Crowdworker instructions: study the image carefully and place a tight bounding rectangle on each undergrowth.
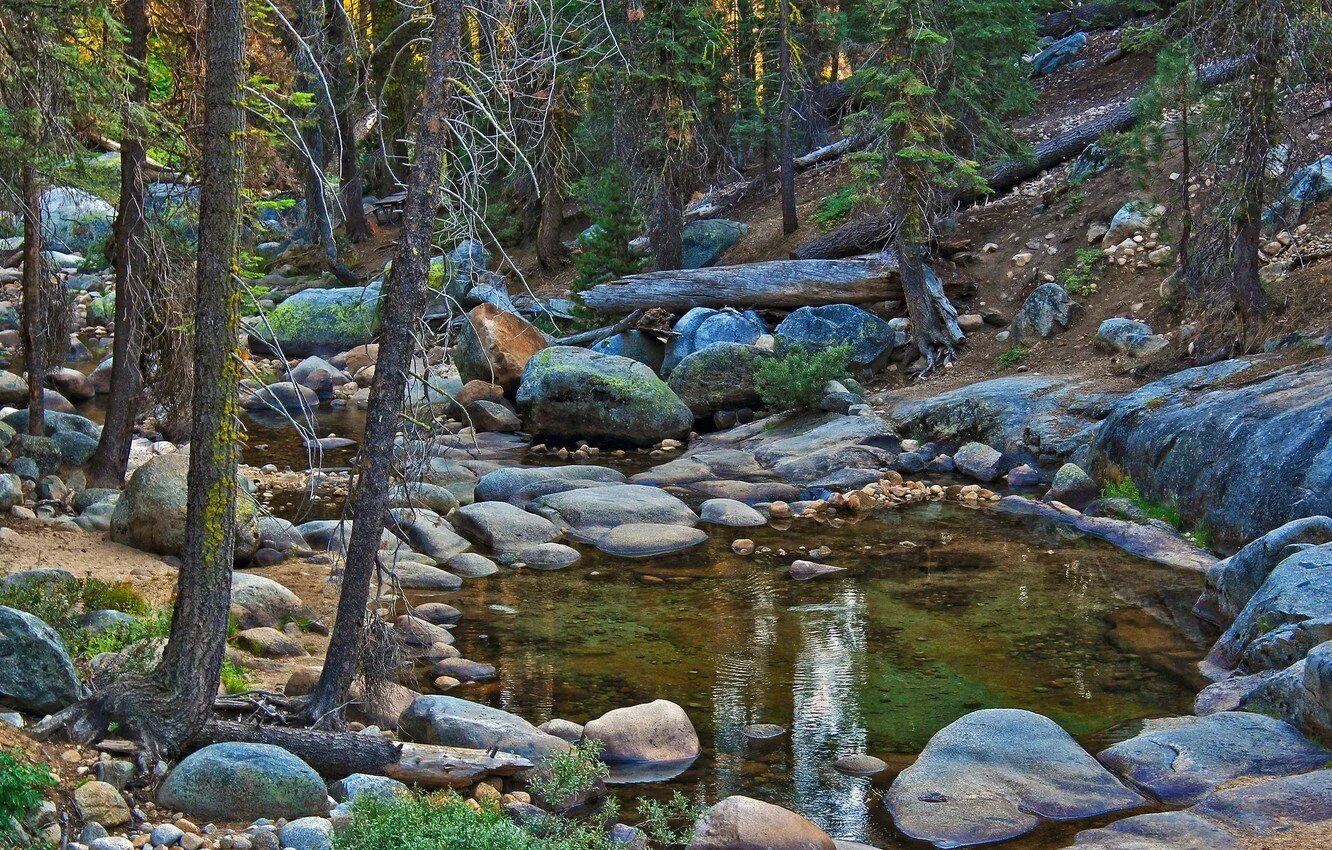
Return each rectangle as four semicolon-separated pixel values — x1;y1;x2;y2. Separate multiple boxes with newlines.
755;344;851;411
1101;476;1182;527
0;748;56;847
0;573;170;667
997;346;1028;369
529;742;609;812
1057;247;1105;297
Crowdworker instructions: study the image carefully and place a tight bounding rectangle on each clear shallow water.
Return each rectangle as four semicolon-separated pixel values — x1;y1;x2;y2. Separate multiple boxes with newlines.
403;504;1209;847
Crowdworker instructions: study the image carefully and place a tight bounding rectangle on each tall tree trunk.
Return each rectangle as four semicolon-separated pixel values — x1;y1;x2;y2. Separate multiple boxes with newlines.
652;167;685;271
895;232;961;375
1229;37;1277;325
302;0;461;730
35;0;247;758
778;0;797;235
338;115;371;242
89;0;150;487
536;167;565;270
327;0;371;243
22;165;45;437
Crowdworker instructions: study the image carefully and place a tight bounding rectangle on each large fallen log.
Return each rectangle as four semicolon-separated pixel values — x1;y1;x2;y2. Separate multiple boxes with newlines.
194;720;533;788
683;135;870;222
793;58;1246;260
579;256;912;313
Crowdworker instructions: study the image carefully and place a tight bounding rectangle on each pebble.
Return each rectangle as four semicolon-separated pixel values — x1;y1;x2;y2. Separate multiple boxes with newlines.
731;539;755;555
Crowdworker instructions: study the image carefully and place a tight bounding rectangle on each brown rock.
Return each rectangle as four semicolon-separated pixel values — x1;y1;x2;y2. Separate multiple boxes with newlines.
453;303;548;393
457;380;505;406
234;626;307;658
688;796;834;850
73;780;131;827
341;343;379;374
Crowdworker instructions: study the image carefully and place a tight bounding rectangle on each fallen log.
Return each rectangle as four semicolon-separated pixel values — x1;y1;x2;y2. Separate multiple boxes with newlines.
794;58;1246;260
579;256;912;313
683;135;868;222
552;309;645;346
194;720;533;788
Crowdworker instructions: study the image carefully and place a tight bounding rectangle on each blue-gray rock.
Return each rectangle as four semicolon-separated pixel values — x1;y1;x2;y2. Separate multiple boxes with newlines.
1096;318;1168;357
75;609;137;635
699;498;766;527
1103;201;1157;247
158;743;327;822
0;605;84;713
12;434;62;476
39;186;115;254
1066;811;1241;849
451;501;561;556
1265;154;1332;228
667;343;770;418
386;561;463;591
662;308;766;375
2;409;102;441
595;523;708;558
517;347;693;448
697;411;900;485
1069;143;1113;184
240;381;318;413
474;465;626;504
775;304;903;370
953;442;1004;482
250;282;383;357
0;473;21;511
279;817;333;850
1189;768;1332;838
514;542;581;570
591;331;666;372
1097;712;1331;805
385;508;471;561
1011;283;1078;342
1090;353;1332;548
52;429;98;466
885;709;1144;848
398;695;567;761
287;356;351;399
681;219;747;270
1049;463;1098;509
149;824;184;846
329;773;408;803
530;484;698;538
231;571;305;630
1030;32;1087;77
1195;516;1332;626
444;552;500;577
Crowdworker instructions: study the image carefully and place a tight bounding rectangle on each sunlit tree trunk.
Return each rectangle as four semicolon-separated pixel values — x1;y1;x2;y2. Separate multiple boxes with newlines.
22;165;45;437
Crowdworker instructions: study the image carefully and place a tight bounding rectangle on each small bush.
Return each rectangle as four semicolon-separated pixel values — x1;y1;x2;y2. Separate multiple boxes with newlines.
636;791;706;847
528;741;610;812
63;609;172;667
1058;247;1105;297
811;186;857;231
997;346;1028;369
755;344;852;412
336;792;610;850
221;659;251;695
79;579;150;617
0;748;56;847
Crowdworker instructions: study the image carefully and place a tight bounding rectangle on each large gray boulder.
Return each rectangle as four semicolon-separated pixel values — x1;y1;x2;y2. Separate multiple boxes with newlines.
398;695;570;761
40;186;115;253
885;709;1144;848
0;605;84;713
662;307;766;375
1097;712;1331;805
583;699;700;766
1188;768;1332;839
451;501;561;556
591;331;666;372
681;219;747;270
1194;516;1332;626
385;508;471;561
1030;31;1087;77
688;796;834;850
952;442;1003;482
109;451;260;561
1096;318;1168;358
474;465;626;505
517;347;693;448
250;282;383;357
775;304;904;370
530;484;698;538
1091;353;1332;548
667;343;770;418
1265;154;1332;228
595;523;709;558
240;381;318;413
157;743;327;822
1011;283;1078;342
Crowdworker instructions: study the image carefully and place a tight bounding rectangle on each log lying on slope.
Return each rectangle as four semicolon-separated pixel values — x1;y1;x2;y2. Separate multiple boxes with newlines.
580;256;913;313
195;720;533;788
793;58;1246;261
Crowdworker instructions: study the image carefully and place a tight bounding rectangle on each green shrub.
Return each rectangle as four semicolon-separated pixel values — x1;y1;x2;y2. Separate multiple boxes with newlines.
635;791;707;847
997;346;1028;369
811;186;857;231
1058;247;1105;297
63;609;172;667
221;659;251;695
755;344;852;411
1101;476;1181;527
529;741;610;813
336;792;608;850
0;749;56;847
571;166;643;299
79;579;150;617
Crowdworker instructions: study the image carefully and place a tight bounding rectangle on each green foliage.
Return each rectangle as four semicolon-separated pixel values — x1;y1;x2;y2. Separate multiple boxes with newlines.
1189;520;1215;551
635;791;706;847
336;792;608;850
62;610;172;668
0;749;56;847
79;579;150;617
1057;248;1105;297
812;186;859;231
997;346;1028;369
1101;476;1182;527
221;659;251;695
755;344;852;411
529;741;609;812
571;167;643;298
0;572;168;665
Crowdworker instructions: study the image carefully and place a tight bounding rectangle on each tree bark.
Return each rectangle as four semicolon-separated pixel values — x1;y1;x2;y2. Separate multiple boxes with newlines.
327;0;371;243
652;167;685;271
303;0;461;730
89;0;150;487
21;165;45;437
895;236;962;374
778;0;797;235
580;256;937;312
793;58;1247;260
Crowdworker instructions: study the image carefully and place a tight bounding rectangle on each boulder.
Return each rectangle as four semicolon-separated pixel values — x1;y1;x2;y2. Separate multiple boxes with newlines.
952;442;1004;482
386;481;461;514
73;781;130;827
1011;283;1078;342
699;498;767;527
385;561;463;591
662;307;766;375
517;347;692;448
1096;318;1168;358
40;186;115;253
775;304;904;370
452;501;561;556
530;484;698;538
591;331;666;372
0;606;84;714
1194;516;1332;627
681;219;747;270
667;343;770;418
1030;31;1087;77
474;465;626;504
1097;712;1331;805
251;282;383;357
594;523;709;558
1049;463;1098;509
1265;154;1332;228
385;508;471;561
329;774;408;804
885;709;1144;848
230;572;305;630
157;743;328;822
1103;201;1158;248
584;699;700;767
465;399;522;433
1188;768;1332;839
287;356;350;399
240;381;318;412
1090;354;1332;548
514;542;581;570
444;552;499;577
109;451;260;561
279;817;333;850
688;796;834;850
397;695;571;761
1066;811;1241;849
46;367;96;402
453;303;548;393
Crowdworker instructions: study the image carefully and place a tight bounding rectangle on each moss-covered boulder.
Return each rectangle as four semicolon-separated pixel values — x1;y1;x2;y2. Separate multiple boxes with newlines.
157;743;327;822
110;450;260;561
667;342;770;418
517;347;692;448
250;281;382;357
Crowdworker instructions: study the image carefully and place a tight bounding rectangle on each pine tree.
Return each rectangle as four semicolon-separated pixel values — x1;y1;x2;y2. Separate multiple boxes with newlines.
571;166;644;298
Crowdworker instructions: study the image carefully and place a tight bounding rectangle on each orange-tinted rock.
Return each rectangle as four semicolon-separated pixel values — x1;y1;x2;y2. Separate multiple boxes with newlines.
453;304;548;393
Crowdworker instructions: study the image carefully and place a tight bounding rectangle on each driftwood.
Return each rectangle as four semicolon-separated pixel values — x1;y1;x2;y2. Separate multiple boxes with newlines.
793;58;1246;260
194;720;533;788
579;256;914;313
552;309;645;346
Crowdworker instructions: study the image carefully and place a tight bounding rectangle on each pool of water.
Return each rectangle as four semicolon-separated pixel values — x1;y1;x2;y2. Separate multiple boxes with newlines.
399;504;1208;847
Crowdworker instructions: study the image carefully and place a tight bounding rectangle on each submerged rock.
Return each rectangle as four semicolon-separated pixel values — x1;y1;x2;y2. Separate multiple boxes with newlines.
1066;811;1241;849
885;709;1144;848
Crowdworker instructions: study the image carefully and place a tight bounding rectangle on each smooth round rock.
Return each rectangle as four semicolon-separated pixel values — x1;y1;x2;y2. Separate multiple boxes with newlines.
157;743;327;822
834;753;888;777
741;724;786;741
515;542;581;570
595;523;708;558
699;498;767;528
